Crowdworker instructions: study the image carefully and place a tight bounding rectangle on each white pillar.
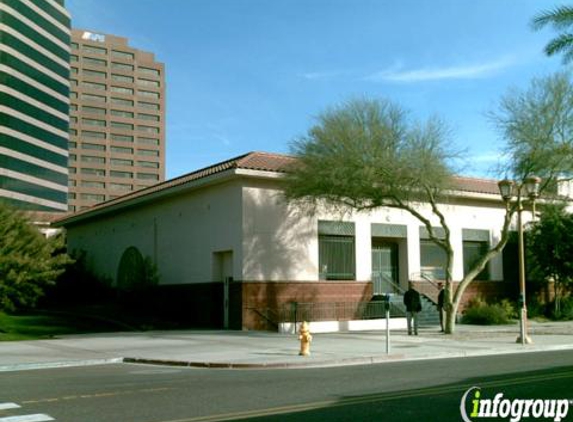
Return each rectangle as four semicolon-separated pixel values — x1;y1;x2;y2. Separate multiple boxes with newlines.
355;220;371;281
451;226;464;281
407;224;420;284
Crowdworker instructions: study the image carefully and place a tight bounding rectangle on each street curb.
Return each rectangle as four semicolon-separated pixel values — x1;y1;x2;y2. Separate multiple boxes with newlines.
122;344;573;370
122;355;407;369
0;358;124;373
3;344;573;373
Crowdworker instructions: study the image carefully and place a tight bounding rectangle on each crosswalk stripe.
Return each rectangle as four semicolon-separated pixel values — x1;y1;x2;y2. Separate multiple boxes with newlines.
0;404;20;410
0;415;54;422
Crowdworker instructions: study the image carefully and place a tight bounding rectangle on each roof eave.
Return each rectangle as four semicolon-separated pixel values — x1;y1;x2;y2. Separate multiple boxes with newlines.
54;168;238;227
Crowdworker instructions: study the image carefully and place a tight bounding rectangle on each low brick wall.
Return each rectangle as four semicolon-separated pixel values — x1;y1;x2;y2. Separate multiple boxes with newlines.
241;281;372;331
411;280;518;313
149;280;521;330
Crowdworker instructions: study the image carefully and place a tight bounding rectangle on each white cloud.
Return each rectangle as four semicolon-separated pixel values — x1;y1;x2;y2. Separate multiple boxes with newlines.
471;153;504;163
300;70;345;80
365;57;515;83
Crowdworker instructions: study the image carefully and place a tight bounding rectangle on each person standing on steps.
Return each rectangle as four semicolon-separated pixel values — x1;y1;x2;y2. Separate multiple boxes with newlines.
437;282;445;332
404;282;422;335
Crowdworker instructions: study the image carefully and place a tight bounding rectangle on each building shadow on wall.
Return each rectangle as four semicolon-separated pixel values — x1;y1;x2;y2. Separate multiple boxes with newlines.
241;189;317;329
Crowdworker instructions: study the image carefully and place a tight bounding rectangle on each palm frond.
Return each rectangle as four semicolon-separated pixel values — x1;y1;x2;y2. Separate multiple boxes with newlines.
532;5;573;31
544;33;573;61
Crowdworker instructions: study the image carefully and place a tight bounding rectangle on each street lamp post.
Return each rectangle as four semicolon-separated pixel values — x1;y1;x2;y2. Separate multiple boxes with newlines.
498;176;541;345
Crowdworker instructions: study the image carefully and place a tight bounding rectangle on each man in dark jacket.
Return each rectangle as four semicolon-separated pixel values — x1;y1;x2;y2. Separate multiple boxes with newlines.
437;282;445;332
403;282;422;335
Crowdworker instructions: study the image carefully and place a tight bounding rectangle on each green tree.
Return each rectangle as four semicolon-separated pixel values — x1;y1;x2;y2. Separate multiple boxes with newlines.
0;203;71;312
491;72;573;188
491;72;573;317
532;5;573;63
527;204;573;317
284;98;515;334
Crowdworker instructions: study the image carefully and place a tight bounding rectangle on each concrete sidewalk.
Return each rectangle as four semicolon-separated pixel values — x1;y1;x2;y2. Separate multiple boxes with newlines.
1;321;573;372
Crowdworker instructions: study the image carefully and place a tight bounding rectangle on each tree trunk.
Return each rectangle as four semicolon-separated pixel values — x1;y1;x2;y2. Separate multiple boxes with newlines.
445;304;456;334
444;249;456;334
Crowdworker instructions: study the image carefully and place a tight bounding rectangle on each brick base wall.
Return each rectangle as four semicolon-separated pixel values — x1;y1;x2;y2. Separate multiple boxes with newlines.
149;280;521;330
411;280;518;314
241;281;373;330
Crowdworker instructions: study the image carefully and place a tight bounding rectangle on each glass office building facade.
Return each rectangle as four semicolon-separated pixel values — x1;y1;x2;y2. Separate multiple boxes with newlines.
0;0;71;212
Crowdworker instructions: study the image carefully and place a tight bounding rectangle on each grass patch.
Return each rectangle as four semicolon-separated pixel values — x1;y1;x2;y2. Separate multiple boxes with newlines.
0;310;128;341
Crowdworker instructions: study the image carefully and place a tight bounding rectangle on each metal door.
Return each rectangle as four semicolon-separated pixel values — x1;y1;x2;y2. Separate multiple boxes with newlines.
372;241;399;293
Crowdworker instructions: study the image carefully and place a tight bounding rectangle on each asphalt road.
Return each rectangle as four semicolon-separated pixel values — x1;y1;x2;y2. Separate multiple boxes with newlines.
2;350;573;422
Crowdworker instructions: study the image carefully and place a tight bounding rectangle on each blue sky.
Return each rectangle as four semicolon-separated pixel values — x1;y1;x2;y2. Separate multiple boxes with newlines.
67;0;563;179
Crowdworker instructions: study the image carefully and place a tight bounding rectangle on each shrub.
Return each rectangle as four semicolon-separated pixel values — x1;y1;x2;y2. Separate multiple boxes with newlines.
42;249;114;306
0;204;72;312
547;295;573;320
461;296;514;325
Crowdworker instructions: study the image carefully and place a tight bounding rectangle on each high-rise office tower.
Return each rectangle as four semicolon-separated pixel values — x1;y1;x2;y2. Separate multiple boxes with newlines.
0;0;71;212
69;29;165;211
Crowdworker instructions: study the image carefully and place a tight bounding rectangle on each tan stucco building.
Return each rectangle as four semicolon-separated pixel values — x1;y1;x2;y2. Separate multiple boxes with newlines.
56;151;536;330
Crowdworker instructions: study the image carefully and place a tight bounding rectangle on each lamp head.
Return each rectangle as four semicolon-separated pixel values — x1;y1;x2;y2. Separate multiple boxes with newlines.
524;175;541;200
497;179;514;202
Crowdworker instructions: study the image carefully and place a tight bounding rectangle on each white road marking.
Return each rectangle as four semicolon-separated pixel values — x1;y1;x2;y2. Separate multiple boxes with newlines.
0;414;54;422
0;404;20;410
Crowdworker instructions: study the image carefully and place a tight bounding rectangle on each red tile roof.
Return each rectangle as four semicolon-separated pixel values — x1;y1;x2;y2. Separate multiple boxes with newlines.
55;151;501;225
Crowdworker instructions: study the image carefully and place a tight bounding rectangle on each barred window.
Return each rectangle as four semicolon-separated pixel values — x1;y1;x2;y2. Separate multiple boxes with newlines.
319;235;356;280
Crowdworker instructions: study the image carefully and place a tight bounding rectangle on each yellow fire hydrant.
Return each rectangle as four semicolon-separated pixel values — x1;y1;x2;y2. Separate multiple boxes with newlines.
298;321;312;356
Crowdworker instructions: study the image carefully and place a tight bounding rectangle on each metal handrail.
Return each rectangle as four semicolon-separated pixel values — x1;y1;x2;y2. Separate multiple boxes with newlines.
372;272;405;295
410;272;442;291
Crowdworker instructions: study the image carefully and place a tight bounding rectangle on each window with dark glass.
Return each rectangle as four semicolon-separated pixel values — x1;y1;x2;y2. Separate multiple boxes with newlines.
318;221;356;280
462;229;491;280
420;240;447;280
